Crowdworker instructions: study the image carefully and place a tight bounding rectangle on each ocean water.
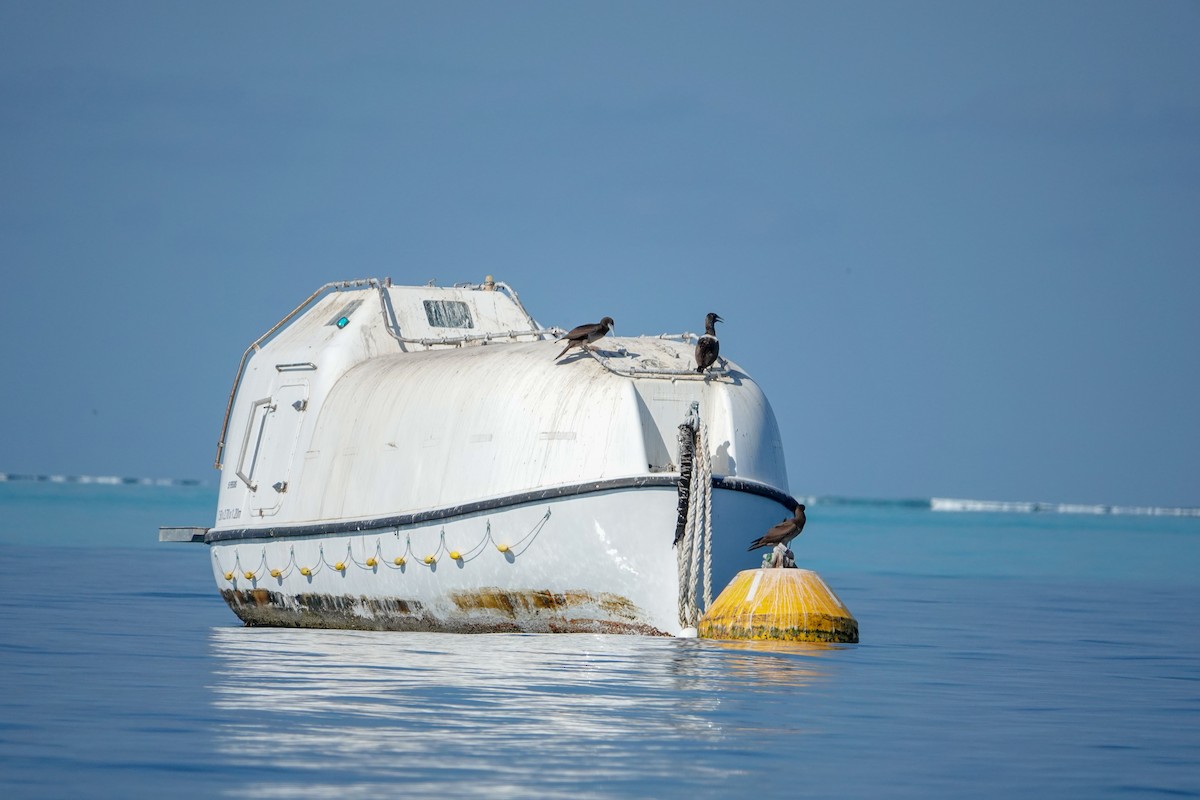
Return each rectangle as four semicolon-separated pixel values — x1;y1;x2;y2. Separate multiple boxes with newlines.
1;480;1198;799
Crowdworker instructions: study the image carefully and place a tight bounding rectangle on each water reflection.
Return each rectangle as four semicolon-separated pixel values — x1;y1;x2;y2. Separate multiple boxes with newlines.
208;628;832;798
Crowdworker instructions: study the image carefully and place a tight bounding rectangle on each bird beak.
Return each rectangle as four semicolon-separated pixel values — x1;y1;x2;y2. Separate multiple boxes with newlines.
715;315;724;323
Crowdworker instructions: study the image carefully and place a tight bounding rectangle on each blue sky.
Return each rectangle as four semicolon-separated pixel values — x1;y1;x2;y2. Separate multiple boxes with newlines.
1;1;1197;506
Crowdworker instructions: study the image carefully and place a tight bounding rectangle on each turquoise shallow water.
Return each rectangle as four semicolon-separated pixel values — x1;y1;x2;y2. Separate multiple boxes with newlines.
1;482;1198;799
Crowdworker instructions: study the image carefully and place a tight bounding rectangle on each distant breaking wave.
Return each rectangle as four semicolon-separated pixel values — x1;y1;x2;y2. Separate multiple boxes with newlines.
0;472;204;487
2;472;1195;517
799;494;1200;517
928;497;1200;517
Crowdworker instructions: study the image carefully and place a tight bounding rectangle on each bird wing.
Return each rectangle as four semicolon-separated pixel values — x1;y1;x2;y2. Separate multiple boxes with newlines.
563;322;602;341
747;518;789;550
767;518;796;539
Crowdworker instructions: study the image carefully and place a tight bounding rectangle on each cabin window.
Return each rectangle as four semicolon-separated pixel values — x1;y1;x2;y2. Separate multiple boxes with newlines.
423;300;474;329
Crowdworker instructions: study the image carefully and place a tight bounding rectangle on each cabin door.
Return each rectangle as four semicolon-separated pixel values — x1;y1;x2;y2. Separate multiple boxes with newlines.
244;381;309;517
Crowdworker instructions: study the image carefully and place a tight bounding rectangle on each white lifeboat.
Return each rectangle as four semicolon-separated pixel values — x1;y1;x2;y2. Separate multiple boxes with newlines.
164;277;800;636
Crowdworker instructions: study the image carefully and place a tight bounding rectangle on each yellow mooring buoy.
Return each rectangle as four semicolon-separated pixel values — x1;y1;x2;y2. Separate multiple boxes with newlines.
699;568;858;643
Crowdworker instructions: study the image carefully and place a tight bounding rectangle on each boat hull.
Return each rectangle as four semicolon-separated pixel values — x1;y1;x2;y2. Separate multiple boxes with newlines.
208;484;792;636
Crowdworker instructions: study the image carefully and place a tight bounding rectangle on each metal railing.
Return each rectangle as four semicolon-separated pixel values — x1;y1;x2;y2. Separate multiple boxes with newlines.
584;334;732;380
375;279;559;348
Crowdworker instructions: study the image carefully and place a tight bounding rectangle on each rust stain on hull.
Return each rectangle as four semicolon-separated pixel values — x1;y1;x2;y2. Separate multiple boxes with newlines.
220;588;667;635
450;588;641;618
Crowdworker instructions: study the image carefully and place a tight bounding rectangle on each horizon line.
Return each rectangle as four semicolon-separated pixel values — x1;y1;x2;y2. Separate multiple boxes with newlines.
2;471;1196;517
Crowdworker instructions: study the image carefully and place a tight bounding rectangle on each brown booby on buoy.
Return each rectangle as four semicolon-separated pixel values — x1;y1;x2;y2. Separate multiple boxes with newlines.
747;504;806;551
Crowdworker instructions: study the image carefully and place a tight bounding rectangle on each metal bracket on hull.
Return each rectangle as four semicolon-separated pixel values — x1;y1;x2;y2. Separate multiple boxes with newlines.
159;526;208;543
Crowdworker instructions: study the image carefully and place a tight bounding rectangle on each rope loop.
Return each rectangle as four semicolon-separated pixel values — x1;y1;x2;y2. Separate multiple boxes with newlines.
676;402;714;628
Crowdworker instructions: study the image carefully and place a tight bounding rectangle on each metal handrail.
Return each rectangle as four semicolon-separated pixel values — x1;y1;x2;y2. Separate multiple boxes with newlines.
234;398;275;490
373;281;405;348
494;281;539;330
584;334;732;380
449;279;541;329
386;328;563;348
373;280;559;348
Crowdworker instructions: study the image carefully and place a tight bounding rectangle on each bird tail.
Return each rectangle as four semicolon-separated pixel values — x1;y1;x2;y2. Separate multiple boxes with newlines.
555;342;572;359
746;538;766;552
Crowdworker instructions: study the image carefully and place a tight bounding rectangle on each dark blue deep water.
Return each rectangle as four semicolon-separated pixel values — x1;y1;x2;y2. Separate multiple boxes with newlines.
1;482;1197;798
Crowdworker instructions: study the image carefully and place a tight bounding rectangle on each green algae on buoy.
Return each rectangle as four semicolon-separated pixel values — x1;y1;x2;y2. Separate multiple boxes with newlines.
699;568;858;643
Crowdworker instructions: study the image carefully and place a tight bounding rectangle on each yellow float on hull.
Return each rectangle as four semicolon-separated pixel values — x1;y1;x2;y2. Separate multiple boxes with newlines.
699;568;858;643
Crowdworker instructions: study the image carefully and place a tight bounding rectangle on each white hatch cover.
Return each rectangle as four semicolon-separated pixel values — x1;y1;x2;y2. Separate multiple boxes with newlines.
237;382;309;516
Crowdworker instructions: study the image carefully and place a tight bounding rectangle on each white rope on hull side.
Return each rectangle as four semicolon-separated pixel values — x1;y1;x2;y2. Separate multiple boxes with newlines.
676;403;713;630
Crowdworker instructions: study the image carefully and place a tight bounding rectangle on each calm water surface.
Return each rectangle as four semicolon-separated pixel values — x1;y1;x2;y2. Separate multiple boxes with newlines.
1;483;1197;798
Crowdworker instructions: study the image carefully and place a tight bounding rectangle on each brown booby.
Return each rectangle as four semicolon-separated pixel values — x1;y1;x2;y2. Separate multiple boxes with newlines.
694;312;723;373
747;504;806;551
555;316;614;359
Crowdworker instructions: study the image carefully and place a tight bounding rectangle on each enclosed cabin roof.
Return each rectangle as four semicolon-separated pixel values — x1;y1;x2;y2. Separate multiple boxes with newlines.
213;279;789;529
263;277;550;357
214;278;551;469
